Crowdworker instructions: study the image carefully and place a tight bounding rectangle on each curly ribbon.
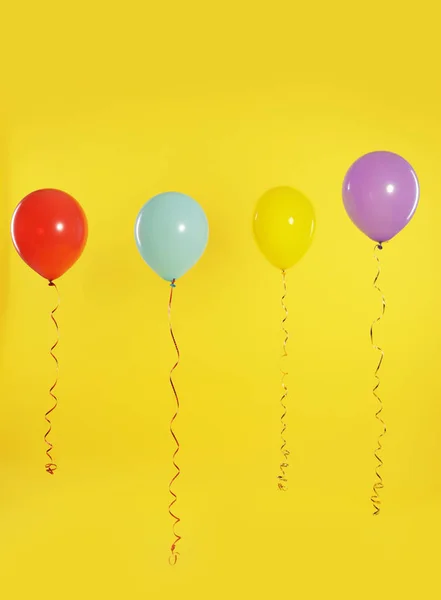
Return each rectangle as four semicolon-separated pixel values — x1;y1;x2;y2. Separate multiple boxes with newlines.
370;243;387;515
168;279;181;565
277;269;290;491
44;280;60;475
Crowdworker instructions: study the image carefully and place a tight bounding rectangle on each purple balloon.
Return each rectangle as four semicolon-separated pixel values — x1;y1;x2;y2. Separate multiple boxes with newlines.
342;151;419;243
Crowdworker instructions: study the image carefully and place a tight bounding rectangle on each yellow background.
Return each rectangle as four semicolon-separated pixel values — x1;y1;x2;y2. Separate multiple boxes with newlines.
1;1;441;598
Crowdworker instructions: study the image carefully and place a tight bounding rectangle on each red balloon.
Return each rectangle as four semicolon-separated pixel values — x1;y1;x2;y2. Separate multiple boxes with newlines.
11;189;88;281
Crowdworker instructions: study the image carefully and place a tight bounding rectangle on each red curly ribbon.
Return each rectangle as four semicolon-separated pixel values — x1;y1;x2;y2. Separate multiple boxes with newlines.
277;270;290;491
168;279;181;564
44;280;60;475
370;243;387;515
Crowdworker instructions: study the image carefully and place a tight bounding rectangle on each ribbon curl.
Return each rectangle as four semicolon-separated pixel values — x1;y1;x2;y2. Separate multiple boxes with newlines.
370;243;387;515
277;270;290;491
168;279;182;564
44;280;60;475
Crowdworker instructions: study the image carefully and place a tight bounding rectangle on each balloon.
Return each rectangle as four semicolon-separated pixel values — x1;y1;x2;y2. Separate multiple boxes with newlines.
135;192;209;282
253;187;316;270
11;189;88;281
342;151;420;243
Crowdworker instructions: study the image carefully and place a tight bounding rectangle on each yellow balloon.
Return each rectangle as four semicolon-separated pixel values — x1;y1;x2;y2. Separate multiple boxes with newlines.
253;187;316;270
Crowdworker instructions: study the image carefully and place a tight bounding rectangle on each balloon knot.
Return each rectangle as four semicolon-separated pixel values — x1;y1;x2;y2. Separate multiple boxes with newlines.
170;279;176;288
378;243;383;250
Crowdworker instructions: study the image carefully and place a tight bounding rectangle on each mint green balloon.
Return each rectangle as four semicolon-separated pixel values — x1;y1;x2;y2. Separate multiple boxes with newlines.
134;192;209;282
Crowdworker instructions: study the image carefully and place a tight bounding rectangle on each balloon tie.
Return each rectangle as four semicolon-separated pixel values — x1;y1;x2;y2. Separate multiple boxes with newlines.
277;270;290;491
370;244;386;514
45;280;60;475
168;279;181;564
